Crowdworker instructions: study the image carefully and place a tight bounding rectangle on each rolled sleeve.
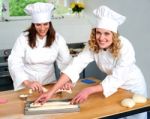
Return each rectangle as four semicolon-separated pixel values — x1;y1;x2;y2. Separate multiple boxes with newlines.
62;45;94;83
62;65;79;83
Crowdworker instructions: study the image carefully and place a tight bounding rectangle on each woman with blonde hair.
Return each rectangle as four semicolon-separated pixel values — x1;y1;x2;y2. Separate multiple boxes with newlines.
35;5;147;119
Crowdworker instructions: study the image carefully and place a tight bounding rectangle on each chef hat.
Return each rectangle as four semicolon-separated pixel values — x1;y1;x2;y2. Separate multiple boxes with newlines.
93;5;126;33
24;2;54;23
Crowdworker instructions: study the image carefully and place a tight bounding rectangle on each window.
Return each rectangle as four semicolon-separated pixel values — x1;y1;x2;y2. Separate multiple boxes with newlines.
1;0;72;21
9;0;48;16
2;0;49;21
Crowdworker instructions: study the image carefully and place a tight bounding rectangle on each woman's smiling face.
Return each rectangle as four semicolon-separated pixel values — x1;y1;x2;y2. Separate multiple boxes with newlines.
95;28;113;49
34;22;49;39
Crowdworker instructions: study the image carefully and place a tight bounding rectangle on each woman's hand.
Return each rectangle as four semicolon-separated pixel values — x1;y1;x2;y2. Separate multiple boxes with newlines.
70;85;103;104
34;92;52;104
23;80;43;93
61;81;74;90
70;87;92;104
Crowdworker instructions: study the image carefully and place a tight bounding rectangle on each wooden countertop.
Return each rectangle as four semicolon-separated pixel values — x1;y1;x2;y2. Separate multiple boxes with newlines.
0;78;150;119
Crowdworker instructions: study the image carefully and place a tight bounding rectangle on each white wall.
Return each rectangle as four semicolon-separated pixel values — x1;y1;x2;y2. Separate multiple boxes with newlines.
0;20;30;49
0;0;150;97
0;17;91;49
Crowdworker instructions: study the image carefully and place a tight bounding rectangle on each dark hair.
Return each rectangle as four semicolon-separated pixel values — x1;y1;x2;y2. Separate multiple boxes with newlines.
24;22;55;48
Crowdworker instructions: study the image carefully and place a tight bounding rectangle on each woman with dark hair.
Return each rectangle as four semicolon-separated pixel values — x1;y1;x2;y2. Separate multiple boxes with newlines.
25;22;56;48
35;5;147;119
8;2;72;92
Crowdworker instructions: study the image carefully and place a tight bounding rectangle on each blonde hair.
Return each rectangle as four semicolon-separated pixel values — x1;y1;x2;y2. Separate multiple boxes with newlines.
88;28;121;59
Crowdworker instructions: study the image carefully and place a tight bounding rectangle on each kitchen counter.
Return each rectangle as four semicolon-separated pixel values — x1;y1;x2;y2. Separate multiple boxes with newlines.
0;78;150;119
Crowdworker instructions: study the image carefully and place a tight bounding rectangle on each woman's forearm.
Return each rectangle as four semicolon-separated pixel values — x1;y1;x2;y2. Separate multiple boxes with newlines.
87;84;103;95
48;73;71;94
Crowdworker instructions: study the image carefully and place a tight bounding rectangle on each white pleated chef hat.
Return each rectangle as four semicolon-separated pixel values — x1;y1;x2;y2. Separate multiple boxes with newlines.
93;5;126;33
24;2;54;23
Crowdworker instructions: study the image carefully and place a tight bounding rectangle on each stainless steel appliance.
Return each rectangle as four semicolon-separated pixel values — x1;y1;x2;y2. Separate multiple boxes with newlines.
0;49;13;91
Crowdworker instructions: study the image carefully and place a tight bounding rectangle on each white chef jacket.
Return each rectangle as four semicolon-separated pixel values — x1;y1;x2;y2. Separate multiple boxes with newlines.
8;32;72;91
62;36;147;98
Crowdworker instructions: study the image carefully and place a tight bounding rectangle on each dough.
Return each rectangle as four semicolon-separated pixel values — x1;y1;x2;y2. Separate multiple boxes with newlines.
132;94;147;103
29;89;33;94
19;94;28;100
28;104;78;111
30;103;42;107
28;87;48;94
121;98;135;108
29;101;78;111
30;101;70;108
56;89;72;94
42;87;48;93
